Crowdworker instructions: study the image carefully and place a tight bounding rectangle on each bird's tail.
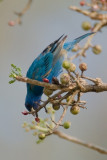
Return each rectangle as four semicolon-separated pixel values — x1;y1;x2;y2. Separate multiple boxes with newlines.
63;32;95;52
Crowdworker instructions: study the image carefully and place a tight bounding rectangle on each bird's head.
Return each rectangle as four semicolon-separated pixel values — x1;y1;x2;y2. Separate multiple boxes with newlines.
25;93;41;112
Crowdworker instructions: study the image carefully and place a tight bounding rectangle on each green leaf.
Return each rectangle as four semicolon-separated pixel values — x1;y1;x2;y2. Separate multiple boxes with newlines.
9;64;22;84
11;64;16;68
11;69;17;74
9;74;13;78
9;79;16;84
17;68;21;72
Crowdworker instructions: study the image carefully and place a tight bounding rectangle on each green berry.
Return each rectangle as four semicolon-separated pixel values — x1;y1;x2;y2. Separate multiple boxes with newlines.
69;63;76;72
43;88;53;96
60;73;70;85
62;61;70;69
82;21;91;31
52;103;60;110
92;45;102;55
70;105;80;115
38;133;46;140
79;63;87;72
63;121;71;129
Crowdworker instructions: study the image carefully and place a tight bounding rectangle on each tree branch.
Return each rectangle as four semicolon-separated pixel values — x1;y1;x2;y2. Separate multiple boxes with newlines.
16;75;107;93
16;75;60;90
54;130;107;154
69;4;107;60
69;6;107;20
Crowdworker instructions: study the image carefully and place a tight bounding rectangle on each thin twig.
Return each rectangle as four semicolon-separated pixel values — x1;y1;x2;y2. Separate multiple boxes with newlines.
69;6;107;20
14;0;33;25
54;130;107;154
28;90;66;115
46;90;79;136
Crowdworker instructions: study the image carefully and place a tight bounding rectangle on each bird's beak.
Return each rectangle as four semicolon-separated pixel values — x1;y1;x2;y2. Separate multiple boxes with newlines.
55;34;65;43
52;35;67;55
59;35;67;47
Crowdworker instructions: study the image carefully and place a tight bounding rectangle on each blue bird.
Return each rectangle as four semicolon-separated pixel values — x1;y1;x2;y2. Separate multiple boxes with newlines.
25;32;94;112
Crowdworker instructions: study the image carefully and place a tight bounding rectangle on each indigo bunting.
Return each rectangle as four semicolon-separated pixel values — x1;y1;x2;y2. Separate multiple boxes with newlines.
25;32;94;111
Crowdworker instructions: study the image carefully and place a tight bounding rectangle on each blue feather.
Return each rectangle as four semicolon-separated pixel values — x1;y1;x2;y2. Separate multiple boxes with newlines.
63;32;94;51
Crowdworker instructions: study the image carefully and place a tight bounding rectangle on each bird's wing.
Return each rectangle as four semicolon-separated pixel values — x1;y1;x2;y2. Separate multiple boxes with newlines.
32;52;53;80
26;35;65;80
47;36;67;79
26;52;53;95
47;58;63;80
63;32;95;51
46;36;67;80
26;36;67;95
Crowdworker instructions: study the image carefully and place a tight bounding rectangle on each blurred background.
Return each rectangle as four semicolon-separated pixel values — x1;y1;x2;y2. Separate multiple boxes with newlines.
0;0;107;160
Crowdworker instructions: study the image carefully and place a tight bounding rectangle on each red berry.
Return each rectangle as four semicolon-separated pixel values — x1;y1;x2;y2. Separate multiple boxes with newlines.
80;1;85;6
21;111;29;115
8;21;15;26
35;117;40;123
43;78;49;83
